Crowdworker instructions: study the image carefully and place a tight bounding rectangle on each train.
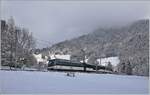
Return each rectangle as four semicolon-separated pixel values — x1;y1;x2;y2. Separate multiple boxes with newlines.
47;59;113;72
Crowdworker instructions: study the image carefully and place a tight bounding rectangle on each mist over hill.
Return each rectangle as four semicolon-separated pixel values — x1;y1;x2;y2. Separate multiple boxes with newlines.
40;19;149;76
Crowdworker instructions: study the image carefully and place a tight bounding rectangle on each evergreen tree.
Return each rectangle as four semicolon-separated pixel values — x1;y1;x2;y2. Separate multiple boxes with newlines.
125;61;132;75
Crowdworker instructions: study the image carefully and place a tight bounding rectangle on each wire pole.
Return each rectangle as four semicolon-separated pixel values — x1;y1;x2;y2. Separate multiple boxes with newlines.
81;49;86;71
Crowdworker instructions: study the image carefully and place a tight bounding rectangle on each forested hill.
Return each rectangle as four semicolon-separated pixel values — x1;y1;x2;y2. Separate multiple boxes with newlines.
46;19;149;76
49;19;148;56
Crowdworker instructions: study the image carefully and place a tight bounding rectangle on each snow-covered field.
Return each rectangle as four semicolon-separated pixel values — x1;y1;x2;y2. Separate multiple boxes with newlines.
0;71;148;94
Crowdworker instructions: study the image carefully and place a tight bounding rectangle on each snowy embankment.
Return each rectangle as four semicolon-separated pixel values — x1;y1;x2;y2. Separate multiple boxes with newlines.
0;71;148;94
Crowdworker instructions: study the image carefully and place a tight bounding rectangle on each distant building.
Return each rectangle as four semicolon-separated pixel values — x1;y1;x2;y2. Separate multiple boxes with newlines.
33;53;71;65
33;54;48;64
97;56;120;72
50;54;70;60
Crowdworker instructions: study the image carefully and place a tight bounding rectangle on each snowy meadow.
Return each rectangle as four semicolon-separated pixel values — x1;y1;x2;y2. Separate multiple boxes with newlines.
0;71;148;94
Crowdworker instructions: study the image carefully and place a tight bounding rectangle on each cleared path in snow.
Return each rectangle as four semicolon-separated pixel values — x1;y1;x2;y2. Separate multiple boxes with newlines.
0;71;148;94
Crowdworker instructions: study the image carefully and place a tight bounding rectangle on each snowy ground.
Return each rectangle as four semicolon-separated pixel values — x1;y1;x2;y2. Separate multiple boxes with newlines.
0;71;148;94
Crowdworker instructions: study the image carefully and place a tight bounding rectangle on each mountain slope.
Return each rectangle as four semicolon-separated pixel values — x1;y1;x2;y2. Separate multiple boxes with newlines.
48;19;149;76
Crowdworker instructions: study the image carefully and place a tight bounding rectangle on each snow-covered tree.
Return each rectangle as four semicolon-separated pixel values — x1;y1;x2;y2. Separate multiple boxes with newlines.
1;17;36;69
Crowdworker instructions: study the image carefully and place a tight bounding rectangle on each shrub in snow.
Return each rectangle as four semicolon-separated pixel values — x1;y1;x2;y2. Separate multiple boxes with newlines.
117;61;132;75
66;72;75;77
132;63;149;76
125;62;132;75
107;62;113;71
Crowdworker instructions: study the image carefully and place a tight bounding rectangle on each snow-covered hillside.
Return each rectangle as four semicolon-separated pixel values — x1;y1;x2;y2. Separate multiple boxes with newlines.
0;71;148;94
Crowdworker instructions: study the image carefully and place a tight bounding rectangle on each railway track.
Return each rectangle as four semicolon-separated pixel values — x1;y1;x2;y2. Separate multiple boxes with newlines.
47;68;114;74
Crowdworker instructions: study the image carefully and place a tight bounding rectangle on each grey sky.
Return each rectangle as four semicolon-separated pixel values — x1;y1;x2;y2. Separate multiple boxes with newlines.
1;1;150;48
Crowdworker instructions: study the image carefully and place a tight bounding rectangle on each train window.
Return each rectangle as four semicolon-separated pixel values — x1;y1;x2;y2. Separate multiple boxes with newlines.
49;61;53;64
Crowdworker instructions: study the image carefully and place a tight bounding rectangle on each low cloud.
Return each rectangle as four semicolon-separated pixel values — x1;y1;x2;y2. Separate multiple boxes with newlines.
1;1;150;48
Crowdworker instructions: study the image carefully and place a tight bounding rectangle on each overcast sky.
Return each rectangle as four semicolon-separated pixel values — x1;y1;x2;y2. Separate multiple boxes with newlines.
1;1;150;48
